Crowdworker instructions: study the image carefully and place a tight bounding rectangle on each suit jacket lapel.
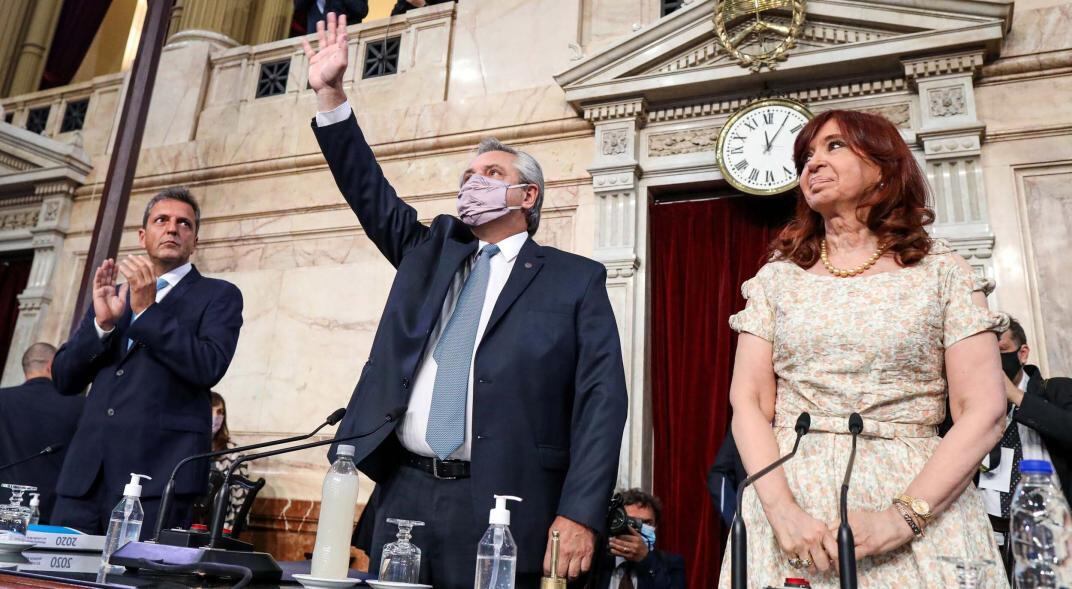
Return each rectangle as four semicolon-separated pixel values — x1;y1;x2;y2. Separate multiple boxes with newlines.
120;266;204;362
481;238;544;342
418;239;477;335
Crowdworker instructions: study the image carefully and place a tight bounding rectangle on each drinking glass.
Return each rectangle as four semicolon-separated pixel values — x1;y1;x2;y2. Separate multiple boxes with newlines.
938;555;995;589
379;518;424;583
0;484;35;539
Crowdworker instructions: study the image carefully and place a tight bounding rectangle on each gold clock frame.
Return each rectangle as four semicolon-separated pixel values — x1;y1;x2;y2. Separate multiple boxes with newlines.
715;97;814;197
714;0;808;72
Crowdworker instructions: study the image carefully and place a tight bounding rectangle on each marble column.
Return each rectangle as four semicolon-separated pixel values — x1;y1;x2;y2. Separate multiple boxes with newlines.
247;0;294;46
0;0;33;98
903;51;996;282
585;97;649;490
170;0;254;47
7;0;63;97
1;180;76;386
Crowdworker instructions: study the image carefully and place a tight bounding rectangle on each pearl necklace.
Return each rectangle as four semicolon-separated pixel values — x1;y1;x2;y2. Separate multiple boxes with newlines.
820;239;886;278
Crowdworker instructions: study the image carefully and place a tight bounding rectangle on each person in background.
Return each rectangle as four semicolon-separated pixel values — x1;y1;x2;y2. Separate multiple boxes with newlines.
0;343;84;523
295;0;369;34
592;489;685;589
707;430;746;527
979;317;1072;576
390;0;453;16
209;392;249;530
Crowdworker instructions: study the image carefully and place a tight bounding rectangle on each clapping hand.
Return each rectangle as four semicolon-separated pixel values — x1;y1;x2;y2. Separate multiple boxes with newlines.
117;255;159;315
92;259;128;331
301;12;349;111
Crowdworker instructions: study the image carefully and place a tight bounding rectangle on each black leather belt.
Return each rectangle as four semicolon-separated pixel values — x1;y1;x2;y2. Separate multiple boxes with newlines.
403;450;471;480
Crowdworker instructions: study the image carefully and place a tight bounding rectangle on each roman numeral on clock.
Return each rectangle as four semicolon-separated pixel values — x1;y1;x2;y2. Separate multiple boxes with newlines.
729;146;744;155
749;168;759;182
765;171;775;183
762;112;774;125
734;159;749;171
790;123;803;133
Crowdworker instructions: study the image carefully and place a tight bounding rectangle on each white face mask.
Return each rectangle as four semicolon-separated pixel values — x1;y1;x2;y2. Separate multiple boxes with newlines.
212;414;224;435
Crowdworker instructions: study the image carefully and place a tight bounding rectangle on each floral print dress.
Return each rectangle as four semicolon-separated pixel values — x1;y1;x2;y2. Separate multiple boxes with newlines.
718;241;1010;588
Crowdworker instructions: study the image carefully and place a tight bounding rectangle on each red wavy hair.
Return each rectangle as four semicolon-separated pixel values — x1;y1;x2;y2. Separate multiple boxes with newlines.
771;109;935;268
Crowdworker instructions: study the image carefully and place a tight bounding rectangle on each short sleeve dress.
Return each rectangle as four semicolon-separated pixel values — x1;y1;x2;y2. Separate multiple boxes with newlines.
717;241;1010;588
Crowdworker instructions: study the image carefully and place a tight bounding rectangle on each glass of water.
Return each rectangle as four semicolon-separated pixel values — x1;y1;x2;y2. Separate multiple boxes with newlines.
938;555;995;589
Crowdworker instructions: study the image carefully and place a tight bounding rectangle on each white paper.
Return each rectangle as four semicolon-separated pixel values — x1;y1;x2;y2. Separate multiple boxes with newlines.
979;447;1015;492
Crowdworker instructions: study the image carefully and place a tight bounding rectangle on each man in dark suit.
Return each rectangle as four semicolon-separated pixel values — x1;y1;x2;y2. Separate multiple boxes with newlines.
981;316;1072;576
294;0;368;34
0;343;83;523
302;14;627;589
591;489;685;589
707;430;746;527
50;187;244;535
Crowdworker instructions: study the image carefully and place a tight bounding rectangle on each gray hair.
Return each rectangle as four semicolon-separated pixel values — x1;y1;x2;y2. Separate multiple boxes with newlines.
142;186;201;234
21;342;56;375
474;138;545;235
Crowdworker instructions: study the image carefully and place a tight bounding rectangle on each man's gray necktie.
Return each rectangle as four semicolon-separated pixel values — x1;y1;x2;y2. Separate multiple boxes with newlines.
426;244;500;460
127;277;170;351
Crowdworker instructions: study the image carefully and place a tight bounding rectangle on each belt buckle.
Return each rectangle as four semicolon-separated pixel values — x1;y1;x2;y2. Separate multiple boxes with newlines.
431;457;456;480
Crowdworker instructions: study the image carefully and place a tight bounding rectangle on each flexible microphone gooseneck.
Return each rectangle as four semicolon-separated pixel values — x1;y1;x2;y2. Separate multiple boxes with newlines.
838;412;864;589
731;412;811;589
0;443;65;473
207;406;406;548
153;408;346;540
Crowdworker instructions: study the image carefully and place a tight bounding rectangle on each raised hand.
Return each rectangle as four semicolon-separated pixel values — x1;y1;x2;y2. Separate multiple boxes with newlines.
301;12;349;110
92;259;128;331
117;255;159;315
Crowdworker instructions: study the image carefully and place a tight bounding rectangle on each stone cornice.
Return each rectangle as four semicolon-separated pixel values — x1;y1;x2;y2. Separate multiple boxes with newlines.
903;50;985;82
583;99;648;125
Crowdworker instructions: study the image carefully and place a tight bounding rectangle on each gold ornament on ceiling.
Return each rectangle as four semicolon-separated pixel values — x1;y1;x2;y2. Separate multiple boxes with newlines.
714;0;807;72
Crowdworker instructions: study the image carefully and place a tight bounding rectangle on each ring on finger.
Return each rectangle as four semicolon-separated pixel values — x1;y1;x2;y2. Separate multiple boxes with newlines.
799;558;813;568
788;557;804;569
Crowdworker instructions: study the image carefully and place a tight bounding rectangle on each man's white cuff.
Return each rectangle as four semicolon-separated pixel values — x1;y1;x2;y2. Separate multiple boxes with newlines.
315;100;353;127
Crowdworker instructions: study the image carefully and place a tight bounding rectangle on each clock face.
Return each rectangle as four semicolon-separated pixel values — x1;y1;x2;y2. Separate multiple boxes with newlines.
716;99;813;196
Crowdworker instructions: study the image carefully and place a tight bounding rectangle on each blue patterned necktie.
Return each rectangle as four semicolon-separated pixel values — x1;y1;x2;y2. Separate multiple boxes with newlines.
127;277;170;351
426;244;500;460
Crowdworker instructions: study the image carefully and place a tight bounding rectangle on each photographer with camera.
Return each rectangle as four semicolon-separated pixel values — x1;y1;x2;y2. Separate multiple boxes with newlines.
594;489;685;589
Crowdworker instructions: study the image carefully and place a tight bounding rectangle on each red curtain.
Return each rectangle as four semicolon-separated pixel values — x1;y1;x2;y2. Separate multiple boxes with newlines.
650;196;792;589
0;253;33;372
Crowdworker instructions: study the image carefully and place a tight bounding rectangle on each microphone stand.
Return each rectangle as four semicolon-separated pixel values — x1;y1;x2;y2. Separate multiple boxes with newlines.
208;407;403;548
0;444;64;473
153;408;345;541
838;413;863;589
111;408;400;584
731;412;811;589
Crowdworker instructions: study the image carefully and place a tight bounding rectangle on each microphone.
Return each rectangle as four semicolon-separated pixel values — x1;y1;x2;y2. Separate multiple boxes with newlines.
0;443;65;473
207;406;406;547
838;413;864;589
731;412;810;589
153;407;347;541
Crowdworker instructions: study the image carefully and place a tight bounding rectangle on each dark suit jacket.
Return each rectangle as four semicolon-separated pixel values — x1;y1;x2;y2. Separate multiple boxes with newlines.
52;267;243;499
312;113;628;573
592;551;686;589
1009;365;1072;501
707;430;746;526
295;0;369;33
0;377;84;523
389;0;453;16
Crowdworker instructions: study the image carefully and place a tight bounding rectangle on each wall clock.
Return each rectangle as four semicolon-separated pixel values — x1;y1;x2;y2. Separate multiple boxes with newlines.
715;98;813;196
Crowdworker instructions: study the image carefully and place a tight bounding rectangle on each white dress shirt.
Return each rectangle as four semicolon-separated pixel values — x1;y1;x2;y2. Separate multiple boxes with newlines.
608;556;637;589
95;262;193;338
397;232;528;460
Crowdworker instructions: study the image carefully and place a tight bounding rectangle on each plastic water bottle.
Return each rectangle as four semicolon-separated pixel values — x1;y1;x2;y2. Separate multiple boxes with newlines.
475;495;522;589
311;444;360;579
99;473;151;575
1010;460;1072;588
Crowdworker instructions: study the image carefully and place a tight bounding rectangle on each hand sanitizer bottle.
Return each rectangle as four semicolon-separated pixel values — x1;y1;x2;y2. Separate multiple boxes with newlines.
99;473;151;574
475;495;522;589
28;494;40;526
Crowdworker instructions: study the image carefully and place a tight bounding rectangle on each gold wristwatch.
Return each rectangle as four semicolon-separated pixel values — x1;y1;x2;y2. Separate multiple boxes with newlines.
894;494;934;523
